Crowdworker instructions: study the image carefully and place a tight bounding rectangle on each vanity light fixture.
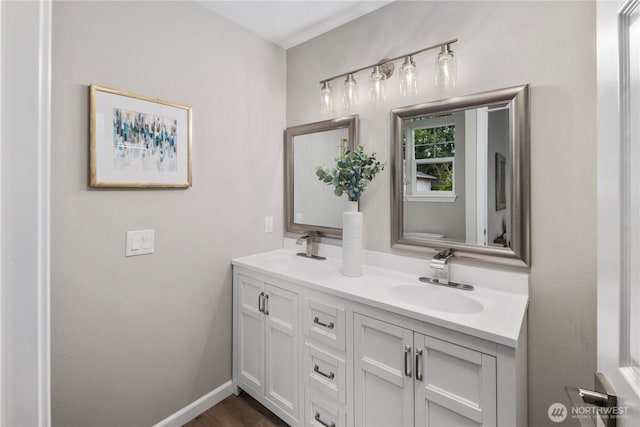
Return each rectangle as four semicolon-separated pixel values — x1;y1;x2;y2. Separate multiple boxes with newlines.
320;81;333;114
435;44;457;89
342;73;358;110
318;38;458;112
399;55;418;96
369;65;387;103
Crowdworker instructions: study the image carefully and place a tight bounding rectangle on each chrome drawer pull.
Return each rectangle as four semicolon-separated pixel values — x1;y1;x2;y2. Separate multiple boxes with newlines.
415;348;423;381
258;292;265;313
313;364;335;380
313;316;335;329
263;294;269;315
404;345;412;377
315;412;336;427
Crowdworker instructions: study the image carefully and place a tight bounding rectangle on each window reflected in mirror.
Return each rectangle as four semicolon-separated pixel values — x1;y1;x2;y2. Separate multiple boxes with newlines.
403;113;458;203
401;106;510;247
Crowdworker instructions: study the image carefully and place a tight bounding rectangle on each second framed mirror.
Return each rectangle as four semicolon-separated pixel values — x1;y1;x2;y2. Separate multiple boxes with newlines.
391;85;529;267
285;115;359;239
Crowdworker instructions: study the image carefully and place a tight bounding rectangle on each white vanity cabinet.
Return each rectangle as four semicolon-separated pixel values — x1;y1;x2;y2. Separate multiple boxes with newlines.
354;314;496;427
235;273;299;425
232;253;528;427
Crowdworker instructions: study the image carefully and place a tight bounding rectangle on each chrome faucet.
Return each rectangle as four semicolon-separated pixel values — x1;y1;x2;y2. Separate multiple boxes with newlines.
429;247;453;285
296;230;326;260
419;247;474;290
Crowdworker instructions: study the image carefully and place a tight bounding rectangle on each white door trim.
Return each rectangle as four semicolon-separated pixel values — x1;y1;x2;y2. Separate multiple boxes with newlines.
0;0;52;425
597;0;640;424
617;0;640;393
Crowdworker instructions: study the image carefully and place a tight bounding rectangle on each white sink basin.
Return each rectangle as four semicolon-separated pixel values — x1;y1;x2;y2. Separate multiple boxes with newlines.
260;252;297;263
258;251;327;271
258;252;301;269
391;285;484;314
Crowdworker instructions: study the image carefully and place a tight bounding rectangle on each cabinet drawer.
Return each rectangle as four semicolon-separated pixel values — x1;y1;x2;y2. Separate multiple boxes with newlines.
303;297;346;351
304;388;347;427
304;343;346;404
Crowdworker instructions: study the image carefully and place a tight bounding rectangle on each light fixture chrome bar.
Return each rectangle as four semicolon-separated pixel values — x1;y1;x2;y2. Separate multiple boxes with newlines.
319;38;458;84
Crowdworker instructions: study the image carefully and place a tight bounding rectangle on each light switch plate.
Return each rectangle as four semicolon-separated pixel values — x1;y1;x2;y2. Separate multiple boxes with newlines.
126;229;155;257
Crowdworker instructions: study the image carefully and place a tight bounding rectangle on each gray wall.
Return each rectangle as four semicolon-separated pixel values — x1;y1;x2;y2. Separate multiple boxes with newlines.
293;128;350;228
51;1;285;426
286;1;596;426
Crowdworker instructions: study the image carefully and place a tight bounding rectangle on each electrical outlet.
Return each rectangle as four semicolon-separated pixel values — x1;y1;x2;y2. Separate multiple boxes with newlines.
264;216;273;233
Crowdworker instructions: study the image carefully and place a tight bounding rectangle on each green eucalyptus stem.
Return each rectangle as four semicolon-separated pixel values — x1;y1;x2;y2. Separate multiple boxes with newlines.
316;144;386;202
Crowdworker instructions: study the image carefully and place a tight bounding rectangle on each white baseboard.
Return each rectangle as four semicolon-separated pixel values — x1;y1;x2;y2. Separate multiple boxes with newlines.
153;380;234;427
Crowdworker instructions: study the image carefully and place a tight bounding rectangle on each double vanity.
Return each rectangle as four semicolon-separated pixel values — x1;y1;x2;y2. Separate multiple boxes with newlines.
232;241;528;427
232;84;531;426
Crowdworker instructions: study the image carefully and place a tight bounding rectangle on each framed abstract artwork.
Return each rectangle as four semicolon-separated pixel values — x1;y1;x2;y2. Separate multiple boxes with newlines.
89;84;192;188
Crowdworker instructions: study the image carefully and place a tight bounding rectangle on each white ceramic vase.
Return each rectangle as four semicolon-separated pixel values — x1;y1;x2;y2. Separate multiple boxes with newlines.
342;200;363;277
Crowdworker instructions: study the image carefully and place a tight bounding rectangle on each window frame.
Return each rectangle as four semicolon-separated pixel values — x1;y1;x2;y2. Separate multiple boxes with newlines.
403;115;457;203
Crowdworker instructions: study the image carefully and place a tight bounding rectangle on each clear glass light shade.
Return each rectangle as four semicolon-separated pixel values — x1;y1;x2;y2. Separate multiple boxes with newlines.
320;81;333;114
399;56;418;96
435;45;457;88
342;74;358;110
369;65;386;103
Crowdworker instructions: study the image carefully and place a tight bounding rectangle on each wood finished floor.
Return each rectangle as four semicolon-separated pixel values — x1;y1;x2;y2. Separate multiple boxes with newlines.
183;392;289;427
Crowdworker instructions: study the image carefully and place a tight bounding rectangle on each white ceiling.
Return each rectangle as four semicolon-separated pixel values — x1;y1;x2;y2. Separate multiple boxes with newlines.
197;1;393;49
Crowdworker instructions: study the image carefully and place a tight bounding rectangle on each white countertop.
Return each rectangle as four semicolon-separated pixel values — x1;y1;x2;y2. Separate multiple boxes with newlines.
232;248;528;348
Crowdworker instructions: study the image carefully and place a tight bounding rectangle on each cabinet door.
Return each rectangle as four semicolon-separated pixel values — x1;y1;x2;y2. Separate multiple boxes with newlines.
414;334;496;427
237;274;265;394
354;314;414;427
265;283;298;418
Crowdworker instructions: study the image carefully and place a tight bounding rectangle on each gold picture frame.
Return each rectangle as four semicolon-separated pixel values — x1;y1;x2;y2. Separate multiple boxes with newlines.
89;84;192;188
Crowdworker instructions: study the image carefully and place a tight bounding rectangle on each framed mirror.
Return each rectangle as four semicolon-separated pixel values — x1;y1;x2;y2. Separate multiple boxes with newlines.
391;85;530;267
285;115;358;239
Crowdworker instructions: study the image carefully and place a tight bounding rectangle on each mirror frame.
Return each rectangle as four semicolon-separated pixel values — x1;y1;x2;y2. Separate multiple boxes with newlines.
285;115;359;239
390;85;530;267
